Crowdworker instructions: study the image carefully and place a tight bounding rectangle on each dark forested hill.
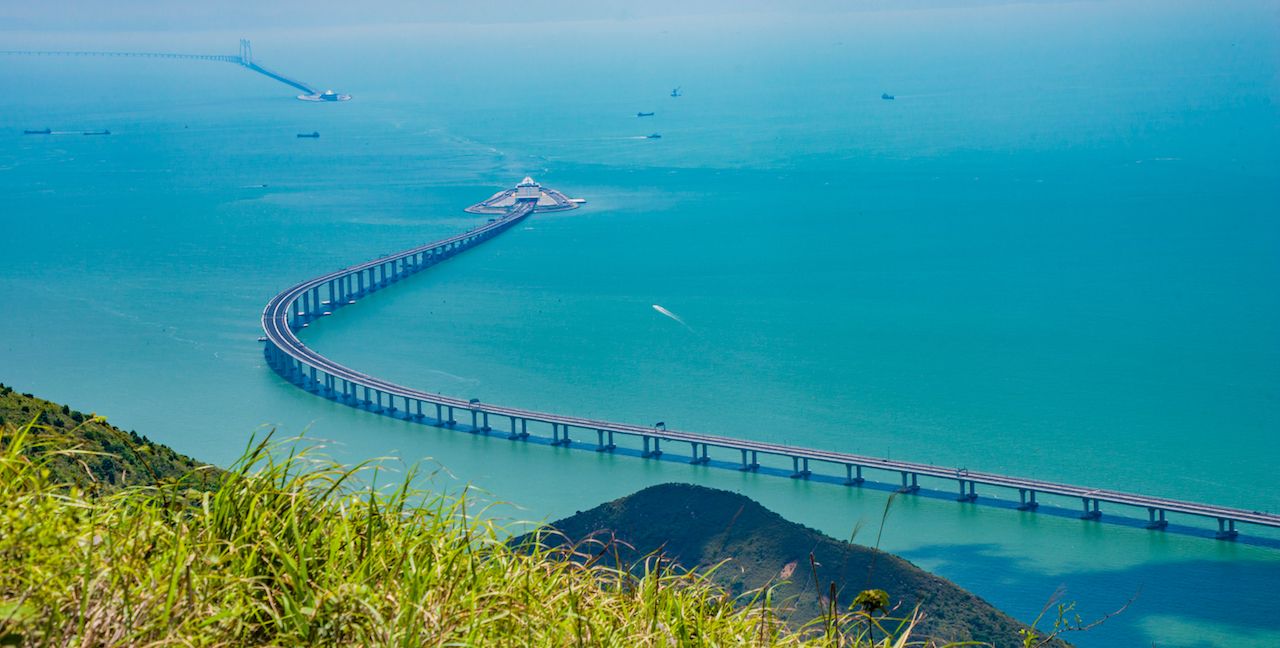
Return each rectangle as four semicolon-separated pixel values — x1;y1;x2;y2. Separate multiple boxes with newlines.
526;482;1065;648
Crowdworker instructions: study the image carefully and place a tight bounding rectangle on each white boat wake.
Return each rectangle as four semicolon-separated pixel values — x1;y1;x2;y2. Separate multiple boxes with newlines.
652;304;693;332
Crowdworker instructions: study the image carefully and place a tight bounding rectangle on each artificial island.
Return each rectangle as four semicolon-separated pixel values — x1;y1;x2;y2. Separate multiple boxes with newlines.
465;176;584;214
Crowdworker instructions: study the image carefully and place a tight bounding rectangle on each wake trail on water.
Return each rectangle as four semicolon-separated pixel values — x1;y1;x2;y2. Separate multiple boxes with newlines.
652;304;694;333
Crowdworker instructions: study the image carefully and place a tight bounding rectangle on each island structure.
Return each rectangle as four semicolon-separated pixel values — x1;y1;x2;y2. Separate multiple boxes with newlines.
465;177;585;214
298;89;352;102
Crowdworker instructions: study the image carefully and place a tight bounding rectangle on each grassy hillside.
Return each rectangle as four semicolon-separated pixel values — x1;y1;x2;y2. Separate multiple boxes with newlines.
1;415;946;647
1;385;1076;646
0;382;219;490
525;483;1066;648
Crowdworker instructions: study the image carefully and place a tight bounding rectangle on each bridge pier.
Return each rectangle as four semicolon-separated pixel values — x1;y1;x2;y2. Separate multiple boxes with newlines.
898;472;920;494
642;436;663;458
790;457;811;479
1081;498;1101;520
551;423;571;446
1017;489;1039;511
595;429;616;452
1146;507;1168;530
689;443;709;465
415;399;424;420
446;406;456;427
1217;518;1238;540
788;458;808;478
956;480;977;502
481;411;491;432
844;464;865;486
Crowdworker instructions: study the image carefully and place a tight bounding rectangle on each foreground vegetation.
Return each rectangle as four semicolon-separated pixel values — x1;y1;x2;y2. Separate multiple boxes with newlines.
1;384;1091;646
2;415;944;647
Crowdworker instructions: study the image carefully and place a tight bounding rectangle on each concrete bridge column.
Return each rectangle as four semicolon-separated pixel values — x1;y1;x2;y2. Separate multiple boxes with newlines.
470;409;478;431
1147;508;1168;530
898;472;920;493
597;430;608;452
1018;489;1038;510
482;411;490;432
363;386;372;409
446;406;456;427
1081;498;1101;520
1217;518;1238;540
435;403;443;425
790;457;811;479
642;436;662;458
739;449;750;470
552;423;571;446
844;464;865;486
522;418;529;439
510;417;521;440
957;480;977;502
414;399;423;420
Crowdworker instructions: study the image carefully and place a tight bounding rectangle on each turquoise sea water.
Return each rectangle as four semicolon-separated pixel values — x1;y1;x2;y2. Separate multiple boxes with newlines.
3;2;1279;645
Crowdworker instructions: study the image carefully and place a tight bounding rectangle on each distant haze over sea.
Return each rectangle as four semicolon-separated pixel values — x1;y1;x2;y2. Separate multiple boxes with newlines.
2;1;1277;646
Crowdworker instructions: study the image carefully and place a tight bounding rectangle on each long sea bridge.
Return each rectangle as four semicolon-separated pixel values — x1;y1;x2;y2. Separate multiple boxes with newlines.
262;185;1280;543
1;40;342;100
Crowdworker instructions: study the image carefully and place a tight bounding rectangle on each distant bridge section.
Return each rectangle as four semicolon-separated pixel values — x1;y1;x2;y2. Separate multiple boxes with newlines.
1;39;333;100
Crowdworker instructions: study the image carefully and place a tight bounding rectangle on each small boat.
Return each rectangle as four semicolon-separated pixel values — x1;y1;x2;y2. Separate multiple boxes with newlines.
297;131;320;138
881;93;895;100
670;87;682;97
646;133;662;139
23;128;51;135
637;112;655;117
82;129;110;136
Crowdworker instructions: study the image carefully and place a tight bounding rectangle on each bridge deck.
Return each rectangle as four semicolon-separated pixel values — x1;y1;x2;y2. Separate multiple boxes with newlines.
2;46;316;97
261;201;1280;539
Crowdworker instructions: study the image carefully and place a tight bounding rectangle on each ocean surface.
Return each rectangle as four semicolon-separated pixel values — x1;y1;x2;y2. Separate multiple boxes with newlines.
2;2;1279;645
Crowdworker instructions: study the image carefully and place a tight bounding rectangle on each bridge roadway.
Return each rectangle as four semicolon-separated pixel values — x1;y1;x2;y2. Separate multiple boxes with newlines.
2;42;318;98
0;50;240;62
261;199;1280;541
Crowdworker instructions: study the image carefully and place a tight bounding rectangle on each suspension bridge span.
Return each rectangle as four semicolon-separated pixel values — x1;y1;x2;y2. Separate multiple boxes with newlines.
0;39;347;101
261;185;1280;543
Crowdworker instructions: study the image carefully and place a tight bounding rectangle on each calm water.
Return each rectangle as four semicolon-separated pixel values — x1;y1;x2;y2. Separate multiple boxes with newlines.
3;2;1279;646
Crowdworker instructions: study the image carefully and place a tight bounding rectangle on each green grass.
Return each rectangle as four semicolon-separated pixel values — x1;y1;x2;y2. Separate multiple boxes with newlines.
0;417;945;647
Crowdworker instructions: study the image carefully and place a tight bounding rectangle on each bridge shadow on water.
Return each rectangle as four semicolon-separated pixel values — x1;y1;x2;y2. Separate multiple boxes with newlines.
899;543;1280;647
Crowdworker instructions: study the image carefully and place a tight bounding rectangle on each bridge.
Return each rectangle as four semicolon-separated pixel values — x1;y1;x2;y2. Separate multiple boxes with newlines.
0;39;338;100
261;189;1280;543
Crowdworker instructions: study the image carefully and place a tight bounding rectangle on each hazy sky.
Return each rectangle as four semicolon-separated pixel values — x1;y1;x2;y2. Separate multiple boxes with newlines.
2;0;1062;31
